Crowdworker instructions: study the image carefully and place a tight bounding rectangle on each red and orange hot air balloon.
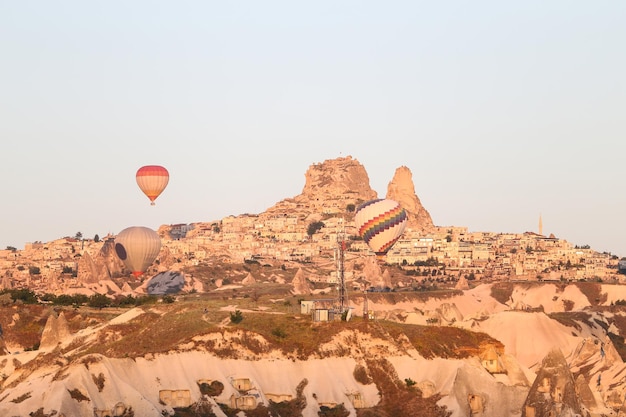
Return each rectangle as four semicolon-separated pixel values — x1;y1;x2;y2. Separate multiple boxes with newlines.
136;165;169;205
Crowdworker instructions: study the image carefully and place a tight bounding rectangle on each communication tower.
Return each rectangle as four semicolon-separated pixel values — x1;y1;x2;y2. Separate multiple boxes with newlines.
335;219;348;314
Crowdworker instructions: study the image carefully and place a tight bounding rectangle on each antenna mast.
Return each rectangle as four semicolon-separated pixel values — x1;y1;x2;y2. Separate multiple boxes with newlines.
336;219;348;313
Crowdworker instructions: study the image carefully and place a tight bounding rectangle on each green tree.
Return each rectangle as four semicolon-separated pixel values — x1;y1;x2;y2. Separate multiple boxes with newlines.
75;231;83;240
8;288;38;304
93;234;100;243
28;266;41;275
6;246;16;252
346;203;356;212
307;221;325;237
88;293;111;309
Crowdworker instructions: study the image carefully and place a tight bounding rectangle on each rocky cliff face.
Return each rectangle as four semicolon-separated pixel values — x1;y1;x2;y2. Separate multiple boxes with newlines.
386;165;434;232
265;156;377;217
299;156;377;202
265;156;433;228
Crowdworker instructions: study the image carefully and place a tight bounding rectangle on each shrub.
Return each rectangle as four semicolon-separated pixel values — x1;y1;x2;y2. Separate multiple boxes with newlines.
88;293;111;309
272;327;287;339
353;364;373;385
92;373;105;392
230;310;243;324
198;380;224;397
10;392;31;403
68;388;89;402
318;403;350;417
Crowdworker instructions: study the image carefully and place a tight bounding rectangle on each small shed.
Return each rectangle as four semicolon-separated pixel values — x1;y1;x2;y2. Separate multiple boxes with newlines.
159;389;192;408
301;300;315;314
231;377;254;392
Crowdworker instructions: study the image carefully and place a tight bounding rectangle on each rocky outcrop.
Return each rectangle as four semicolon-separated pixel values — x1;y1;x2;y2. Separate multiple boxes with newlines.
242;273;256;285
522;349;583;416
386;166;434;232
40;311;71;350
455;275;470;290
265;156;378;216
300;156;377;202
291;268;312;295
77;238;125;283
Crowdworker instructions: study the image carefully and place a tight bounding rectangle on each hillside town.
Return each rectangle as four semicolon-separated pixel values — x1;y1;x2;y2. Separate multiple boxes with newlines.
0;205;623;296
0;156;624;294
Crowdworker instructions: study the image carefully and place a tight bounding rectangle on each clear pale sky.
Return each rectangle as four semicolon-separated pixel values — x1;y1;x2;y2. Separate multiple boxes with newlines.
1;2;625;256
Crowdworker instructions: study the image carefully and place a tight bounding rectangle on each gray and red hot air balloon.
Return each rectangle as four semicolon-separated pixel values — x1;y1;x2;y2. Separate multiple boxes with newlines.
114;226;161;278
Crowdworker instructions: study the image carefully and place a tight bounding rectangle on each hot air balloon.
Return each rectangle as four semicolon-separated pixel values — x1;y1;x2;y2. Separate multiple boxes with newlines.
114;226;162;278
136;165;169;205
354;198;408;259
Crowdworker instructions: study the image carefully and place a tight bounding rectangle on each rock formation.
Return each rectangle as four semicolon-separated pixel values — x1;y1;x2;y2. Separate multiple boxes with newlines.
386;165;434;232
300;156;377;202
265;156;378;216
455;275;470;290
40;311;71;350
522;349;583;416
77;238;125;283
291;268;312;295
242;273;256;285
361;257;383;287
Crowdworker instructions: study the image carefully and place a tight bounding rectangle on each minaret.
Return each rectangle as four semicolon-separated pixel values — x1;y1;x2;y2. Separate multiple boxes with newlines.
539;214;543;236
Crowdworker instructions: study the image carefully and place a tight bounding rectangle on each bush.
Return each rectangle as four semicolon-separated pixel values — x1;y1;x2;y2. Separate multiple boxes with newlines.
67;388;89;402
8;288;38;304
307;221;325;237
92;372;106;392
230;310;243;324
318;403;350;417
272;327;287;339
353;364;373;385
198;380;224;397
88;293;111;309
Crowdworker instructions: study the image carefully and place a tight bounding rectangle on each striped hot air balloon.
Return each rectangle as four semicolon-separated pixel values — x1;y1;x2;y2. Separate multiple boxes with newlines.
114;226;162;278
354;199;408;259
136;165;169;205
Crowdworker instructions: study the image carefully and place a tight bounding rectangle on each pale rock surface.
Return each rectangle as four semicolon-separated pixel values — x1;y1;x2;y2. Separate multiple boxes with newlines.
360;257;383;287
6;283;626;416
40;311;71;350
264;156;377;216
455;275;470;290
522;349;583;416
242;272;256;285
1;275;11;290
77;238;125;283
385;165;435;232
291;268;312;295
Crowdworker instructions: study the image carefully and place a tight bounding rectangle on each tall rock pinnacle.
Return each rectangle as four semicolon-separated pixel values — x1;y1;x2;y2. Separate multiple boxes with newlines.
386;166;434;232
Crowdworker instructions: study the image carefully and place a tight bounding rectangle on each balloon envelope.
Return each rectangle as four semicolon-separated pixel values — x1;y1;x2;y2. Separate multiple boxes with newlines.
354;199;408;257
114;226;161;277
136;165;169;205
